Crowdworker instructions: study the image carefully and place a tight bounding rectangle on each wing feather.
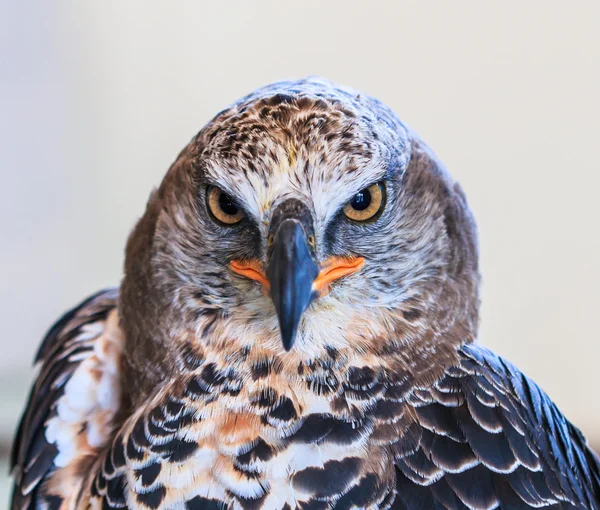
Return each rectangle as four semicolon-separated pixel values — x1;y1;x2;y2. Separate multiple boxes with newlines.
394;343;600;509
10;288;125;510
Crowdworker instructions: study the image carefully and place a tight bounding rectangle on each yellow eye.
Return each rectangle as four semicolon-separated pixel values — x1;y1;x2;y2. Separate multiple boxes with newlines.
343;182;385;222
206;186;245;225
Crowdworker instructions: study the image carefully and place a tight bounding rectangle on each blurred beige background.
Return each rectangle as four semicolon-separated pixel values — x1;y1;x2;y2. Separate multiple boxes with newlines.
1;0;599;502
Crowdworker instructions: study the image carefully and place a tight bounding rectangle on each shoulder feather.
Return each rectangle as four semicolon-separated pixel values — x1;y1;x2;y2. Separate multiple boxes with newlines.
11;288;125;510
393;343;600;509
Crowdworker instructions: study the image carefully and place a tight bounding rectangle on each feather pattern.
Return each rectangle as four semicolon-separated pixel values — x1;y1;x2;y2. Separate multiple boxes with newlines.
394;344;600;509
11;289;124;510
14;297;600;510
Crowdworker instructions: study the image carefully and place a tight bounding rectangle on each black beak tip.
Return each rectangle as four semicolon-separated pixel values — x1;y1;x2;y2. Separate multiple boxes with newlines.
281;330;296;351
273;294;307;351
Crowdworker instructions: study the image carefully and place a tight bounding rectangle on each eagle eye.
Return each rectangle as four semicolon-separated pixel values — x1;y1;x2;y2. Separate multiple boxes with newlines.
206;186;245;225
343;182;385;222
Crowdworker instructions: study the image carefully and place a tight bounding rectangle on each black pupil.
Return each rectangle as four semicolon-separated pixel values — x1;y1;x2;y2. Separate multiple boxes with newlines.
219;192;239;215
351;189;371;211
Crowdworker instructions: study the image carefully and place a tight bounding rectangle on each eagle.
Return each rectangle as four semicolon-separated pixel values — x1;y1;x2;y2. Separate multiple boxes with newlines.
10;78;600;509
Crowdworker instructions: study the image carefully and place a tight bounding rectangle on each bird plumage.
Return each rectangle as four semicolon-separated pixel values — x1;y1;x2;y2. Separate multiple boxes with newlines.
11;78;600;509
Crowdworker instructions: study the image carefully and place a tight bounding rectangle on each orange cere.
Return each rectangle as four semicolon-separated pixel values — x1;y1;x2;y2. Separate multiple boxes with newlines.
231;256;364;296
230;260;270;291
312;256;365;296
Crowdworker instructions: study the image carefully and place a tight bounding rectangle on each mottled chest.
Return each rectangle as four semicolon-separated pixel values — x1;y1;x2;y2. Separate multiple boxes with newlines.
90;357;410;509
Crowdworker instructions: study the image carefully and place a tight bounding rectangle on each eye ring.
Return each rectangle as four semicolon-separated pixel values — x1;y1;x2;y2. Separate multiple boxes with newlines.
206;186;245;225
343;182;385;222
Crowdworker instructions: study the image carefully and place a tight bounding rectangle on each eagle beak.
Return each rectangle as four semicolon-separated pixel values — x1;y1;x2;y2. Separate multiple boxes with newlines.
230;200;364;351
266;219;319;350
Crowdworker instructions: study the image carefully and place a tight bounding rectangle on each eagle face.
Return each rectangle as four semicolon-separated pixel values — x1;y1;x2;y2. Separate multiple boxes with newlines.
122;79;479;371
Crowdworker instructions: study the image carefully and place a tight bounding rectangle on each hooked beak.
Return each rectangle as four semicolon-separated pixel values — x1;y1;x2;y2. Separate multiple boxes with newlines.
266;219;319;350
230;200;364;351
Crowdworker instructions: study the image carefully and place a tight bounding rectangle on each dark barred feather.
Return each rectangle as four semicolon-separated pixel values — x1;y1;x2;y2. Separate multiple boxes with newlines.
394;344;600;509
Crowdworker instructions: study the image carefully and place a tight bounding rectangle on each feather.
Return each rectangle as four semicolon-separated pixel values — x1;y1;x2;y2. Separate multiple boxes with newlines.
11;289;124;509
394;344;600;508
